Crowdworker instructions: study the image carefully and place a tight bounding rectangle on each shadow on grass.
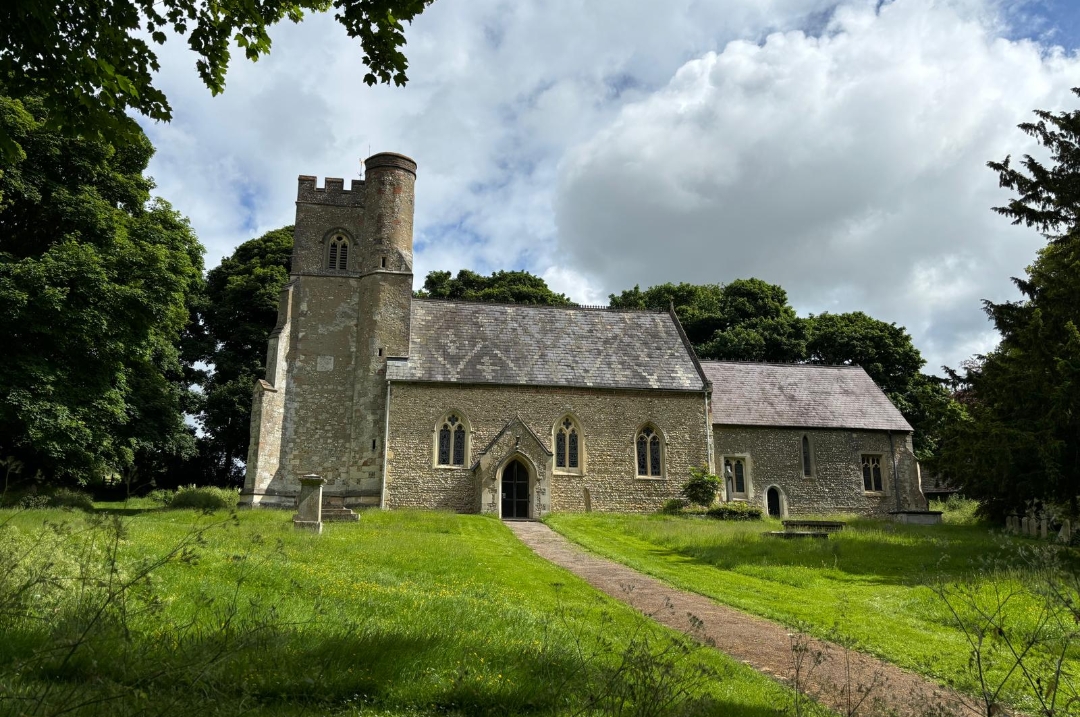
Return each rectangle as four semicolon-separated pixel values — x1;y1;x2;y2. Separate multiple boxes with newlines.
561;514;1020;587
90;506;165;516
4;622;795;717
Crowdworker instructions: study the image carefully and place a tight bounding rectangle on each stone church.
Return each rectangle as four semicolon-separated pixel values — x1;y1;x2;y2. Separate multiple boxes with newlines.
241;152;927;518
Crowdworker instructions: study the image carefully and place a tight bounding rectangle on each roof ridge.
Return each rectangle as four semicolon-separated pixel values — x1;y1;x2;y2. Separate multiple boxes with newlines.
699;359;866;369
411;297;666;313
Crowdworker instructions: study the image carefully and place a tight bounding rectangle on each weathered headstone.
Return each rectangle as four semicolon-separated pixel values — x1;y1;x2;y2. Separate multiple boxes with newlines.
1040;517;1048;540
1058;520;1071;544
293;474;325;533
1022;516;1031;536
1006;515;1017;533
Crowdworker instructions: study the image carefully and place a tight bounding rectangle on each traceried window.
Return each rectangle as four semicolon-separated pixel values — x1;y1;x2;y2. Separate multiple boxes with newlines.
436;414;467;467
555;417;581;471
724;457;748;498
801;435;813;477
862;454;884;492
328;235;349;271
636;426;663;477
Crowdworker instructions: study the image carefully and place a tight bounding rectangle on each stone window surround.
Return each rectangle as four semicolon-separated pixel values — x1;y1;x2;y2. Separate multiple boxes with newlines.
634;423;666;480
552;413;585;475
324;228;354;272
861;453;886;494
800;433;816;478
432;410;472;469
722;454;752;500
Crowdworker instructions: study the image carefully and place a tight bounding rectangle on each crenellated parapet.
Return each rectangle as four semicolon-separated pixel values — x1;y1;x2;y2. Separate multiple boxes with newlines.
296;175;366;207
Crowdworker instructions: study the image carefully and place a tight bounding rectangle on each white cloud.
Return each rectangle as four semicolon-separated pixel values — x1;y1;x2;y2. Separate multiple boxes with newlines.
138;0;1080;374
555;0;1080;372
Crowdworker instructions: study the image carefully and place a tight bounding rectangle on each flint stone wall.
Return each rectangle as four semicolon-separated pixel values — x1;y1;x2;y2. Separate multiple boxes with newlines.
713;425;925;516
384;382;710;514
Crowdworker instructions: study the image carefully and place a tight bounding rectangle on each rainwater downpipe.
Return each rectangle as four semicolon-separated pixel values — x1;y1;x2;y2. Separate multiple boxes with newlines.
379;381;392;509
888;431;901;512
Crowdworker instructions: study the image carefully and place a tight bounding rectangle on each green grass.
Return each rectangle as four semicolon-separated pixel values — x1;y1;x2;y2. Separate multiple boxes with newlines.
0;506;825;716
545;512;1080;715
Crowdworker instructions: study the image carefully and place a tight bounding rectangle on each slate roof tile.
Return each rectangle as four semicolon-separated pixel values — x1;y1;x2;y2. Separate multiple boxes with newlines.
386;299;705;391
702;361;912;432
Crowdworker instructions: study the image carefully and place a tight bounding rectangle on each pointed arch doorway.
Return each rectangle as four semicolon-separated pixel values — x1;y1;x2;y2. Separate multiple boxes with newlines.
501;459;531;519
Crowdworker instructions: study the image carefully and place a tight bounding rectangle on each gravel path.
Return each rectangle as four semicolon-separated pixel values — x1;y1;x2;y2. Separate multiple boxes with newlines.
508;520;981;717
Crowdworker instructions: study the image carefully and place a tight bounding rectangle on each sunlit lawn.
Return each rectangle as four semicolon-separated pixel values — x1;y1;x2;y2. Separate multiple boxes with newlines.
0;506;827;716
545;511;1080;715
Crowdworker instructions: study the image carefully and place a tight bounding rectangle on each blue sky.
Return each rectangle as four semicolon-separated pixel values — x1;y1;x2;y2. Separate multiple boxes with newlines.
139;0;1080;374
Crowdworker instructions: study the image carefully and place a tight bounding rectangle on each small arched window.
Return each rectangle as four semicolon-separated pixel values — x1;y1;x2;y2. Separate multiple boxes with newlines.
636;426;663;477
436;413;467;466
328;235;349;271
554;417;581;472
801;435;813;477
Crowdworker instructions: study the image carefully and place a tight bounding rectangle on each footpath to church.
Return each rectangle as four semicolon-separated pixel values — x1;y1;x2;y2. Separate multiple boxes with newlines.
508;521;982;717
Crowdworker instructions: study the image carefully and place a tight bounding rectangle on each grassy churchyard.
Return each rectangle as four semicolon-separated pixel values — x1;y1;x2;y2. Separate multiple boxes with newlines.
546;508;1080;715
0;505;819;717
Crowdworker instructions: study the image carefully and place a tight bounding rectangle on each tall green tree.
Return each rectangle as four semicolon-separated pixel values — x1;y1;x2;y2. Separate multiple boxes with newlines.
0;93;204;484
937;91;1080;515
0;0;433;159
198;226;293;483
416;269;572;305
609;278;805;362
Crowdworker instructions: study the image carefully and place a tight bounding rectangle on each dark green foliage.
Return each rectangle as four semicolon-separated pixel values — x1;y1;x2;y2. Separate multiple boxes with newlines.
0;0;434;160
611;278;958;463
806;311;923;397
0;94;204;484
681;466;721;507
660;498;689;515
936;91;1080;517
165;485;239;510
47;488;95;511
705;502;762;521
416;269;572;305
197;227;293;483
609;278;805;362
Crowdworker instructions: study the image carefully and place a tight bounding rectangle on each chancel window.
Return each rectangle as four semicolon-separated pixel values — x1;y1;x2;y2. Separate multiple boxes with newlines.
328;235;349;271
636;426;663;477
555;417;581;471
437;414;467;467
801;435;813;477
862;454;884;492
724;457;748;498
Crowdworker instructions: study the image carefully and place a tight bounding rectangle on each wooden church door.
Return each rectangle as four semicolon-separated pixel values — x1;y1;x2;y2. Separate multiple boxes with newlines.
501;459;530;519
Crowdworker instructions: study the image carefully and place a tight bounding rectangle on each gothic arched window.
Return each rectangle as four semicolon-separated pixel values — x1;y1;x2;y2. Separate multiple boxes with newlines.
436;413;468;467
554;416;581;472
328;235;349;271
635;426;663;477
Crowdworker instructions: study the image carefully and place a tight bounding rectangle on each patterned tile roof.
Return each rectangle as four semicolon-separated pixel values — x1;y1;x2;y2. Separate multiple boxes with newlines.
386;299;707;391
702;361;912;432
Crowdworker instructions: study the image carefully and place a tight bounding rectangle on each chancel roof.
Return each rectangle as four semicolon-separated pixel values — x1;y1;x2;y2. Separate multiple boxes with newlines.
702;361;912;432
386;299;707;391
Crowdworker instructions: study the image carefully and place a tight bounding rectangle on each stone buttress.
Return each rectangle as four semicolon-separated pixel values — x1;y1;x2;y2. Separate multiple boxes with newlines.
241;153;417;508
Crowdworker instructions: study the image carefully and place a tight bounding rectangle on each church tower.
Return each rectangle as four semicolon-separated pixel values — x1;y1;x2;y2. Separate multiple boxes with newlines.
241;152;417;508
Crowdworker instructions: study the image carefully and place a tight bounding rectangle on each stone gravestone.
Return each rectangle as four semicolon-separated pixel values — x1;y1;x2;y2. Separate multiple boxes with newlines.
1022;516;1030;536
1006;515;1017;533
293;474;325;533
1059;520;1072;544
1040;517;1048;540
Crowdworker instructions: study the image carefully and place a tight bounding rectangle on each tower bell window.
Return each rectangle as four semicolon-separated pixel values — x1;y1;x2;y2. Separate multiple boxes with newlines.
328;236;349;271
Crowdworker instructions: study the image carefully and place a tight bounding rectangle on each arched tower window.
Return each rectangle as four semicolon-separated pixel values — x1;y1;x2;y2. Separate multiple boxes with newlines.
328;235;349;271
554;416;582;472
635;425;663;477
436;413;468;467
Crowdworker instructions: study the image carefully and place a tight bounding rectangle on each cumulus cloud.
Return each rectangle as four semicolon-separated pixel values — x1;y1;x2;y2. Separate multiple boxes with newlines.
555;0;1080;371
